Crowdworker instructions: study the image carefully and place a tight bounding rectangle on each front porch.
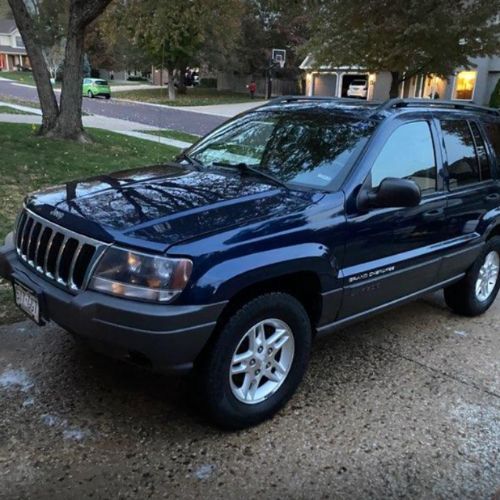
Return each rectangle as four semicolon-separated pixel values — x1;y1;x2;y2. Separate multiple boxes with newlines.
0;53;29;71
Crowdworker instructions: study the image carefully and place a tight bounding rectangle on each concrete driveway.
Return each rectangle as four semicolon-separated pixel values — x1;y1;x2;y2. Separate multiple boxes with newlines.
0;291;498;499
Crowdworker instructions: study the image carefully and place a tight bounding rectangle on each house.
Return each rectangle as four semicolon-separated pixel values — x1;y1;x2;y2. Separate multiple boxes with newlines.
300;55;500;106
0;19;30;71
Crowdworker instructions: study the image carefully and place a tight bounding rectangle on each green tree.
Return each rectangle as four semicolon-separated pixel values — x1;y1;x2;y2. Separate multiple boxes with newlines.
8;0;113;141
233;0;309;78
305;0;500;97
124;0;243;100
85;2;152;76
490;78;500;108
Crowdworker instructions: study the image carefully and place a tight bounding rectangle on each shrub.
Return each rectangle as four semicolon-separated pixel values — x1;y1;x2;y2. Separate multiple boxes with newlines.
199;78;217;88
127;76;148;82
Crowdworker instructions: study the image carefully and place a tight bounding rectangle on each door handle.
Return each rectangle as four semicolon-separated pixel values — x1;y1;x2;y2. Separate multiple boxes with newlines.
486;193;500;201
423;209;443;220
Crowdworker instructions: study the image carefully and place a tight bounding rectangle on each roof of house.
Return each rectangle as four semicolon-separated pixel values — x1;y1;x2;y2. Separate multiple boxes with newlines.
0;45;26;54
299;55;365;72
0;19;16;35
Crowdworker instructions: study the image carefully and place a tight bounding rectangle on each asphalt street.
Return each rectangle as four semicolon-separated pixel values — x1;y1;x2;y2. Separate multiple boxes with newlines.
0;79;225;136
0;292;499;499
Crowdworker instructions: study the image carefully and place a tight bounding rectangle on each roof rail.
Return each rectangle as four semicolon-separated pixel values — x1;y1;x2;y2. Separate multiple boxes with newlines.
376;98;500;116
261;95;379;107
263;95;339;105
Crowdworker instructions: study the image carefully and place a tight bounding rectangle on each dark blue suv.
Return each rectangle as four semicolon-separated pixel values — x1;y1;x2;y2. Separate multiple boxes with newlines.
1;98;500;428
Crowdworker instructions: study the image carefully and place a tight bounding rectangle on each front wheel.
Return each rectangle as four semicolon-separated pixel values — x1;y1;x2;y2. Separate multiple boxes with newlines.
444;237;500;316
196;293;312;429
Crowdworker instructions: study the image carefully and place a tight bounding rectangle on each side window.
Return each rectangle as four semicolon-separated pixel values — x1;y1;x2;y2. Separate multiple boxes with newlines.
371;121;437;194
483;122;500;165
469;122;491;181
441;120;479;189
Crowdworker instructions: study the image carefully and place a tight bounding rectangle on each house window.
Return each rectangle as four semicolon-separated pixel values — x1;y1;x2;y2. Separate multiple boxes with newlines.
453;71;477;100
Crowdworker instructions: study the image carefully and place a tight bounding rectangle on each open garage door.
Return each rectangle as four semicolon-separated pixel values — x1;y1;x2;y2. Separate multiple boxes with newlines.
342;74;368;99
312;74;337;96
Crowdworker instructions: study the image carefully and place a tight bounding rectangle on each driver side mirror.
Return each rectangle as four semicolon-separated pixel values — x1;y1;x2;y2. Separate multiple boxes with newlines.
357;177;421;211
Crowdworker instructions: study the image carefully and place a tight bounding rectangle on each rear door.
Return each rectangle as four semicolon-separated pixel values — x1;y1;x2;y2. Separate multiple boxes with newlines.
437;117;500;282
339;115;448;319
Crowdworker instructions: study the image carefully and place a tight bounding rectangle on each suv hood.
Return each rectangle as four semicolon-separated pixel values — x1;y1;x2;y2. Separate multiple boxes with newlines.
26;164;313;252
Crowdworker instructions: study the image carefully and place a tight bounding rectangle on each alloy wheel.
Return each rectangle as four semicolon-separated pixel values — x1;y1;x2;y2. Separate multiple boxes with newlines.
229;318;295;405
475;251;500;302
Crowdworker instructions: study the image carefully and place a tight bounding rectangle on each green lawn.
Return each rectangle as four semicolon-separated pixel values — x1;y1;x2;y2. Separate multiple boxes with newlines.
0;71;36;86
0;122;180;324
139;128;200;144
116;87;263;107
0;105;35;115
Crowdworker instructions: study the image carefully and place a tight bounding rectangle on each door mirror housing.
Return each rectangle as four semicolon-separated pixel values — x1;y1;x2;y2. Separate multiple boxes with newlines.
357;177;421;210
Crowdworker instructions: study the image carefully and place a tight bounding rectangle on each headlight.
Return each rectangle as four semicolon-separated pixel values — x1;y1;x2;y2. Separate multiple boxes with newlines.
89;247;192;303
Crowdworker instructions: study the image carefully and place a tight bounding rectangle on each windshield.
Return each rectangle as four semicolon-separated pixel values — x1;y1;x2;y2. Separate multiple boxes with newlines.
188;109;375;189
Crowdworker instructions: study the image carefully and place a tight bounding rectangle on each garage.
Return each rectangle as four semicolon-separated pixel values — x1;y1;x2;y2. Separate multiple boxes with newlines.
341;73;369;99
312;73;337;96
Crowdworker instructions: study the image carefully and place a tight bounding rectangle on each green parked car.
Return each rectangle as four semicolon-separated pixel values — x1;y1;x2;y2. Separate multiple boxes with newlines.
83;78;111;99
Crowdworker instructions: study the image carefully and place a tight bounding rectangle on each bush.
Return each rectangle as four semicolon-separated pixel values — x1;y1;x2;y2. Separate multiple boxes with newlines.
127;76;148;82
199;78;217;88
490;78;500;108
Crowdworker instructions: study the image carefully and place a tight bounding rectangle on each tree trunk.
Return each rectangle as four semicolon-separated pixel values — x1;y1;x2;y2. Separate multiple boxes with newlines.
48;20;88;142
167;68;176;100
389;71;400;98
9;0;112;142
8;0;59;133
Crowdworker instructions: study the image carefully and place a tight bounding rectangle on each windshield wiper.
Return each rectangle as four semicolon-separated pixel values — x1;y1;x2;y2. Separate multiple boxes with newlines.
212;162;289;189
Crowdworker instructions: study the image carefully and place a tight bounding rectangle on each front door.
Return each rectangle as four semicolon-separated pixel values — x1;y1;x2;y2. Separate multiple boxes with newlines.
339;118;448;319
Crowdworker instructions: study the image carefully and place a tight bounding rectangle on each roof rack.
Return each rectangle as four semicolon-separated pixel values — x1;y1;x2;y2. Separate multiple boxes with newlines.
375;98;500;116
261;95;379;108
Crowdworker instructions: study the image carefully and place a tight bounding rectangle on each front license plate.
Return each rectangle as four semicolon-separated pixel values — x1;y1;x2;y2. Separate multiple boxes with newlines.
13;282;41;324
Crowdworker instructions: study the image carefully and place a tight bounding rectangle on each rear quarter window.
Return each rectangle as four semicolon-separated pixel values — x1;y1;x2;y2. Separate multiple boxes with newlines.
483;122;500;166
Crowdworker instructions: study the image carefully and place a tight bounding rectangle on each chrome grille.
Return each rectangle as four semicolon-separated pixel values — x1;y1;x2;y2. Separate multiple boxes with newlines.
15;209;106;292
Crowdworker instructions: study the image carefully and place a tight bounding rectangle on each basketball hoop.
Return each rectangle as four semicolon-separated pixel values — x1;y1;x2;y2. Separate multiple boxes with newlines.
272;49;286;69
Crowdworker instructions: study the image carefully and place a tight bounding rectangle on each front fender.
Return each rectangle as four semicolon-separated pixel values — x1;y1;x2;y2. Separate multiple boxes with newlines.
189;243;338;303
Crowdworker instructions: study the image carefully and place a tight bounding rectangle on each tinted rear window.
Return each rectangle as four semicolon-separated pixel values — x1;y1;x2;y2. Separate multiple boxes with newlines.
483;122;500;164
441;120;480;188
95;80;108;86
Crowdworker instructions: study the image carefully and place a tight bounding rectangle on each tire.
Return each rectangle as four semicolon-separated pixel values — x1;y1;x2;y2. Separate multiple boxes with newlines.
444;236;500;316
88;90;94;98
105;94;111;100
196;293;312;429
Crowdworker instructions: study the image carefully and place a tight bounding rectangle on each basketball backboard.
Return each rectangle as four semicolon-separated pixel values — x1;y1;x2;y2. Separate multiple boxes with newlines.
272;49;286;68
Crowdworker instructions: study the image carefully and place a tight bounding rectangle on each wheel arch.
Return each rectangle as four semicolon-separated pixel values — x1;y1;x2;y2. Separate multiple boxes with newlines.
214;270;325;335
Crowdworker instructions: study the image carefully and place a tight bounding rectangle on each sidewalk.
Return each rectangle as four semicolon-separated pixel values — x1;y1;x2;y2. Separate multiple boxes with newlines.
0;101;193;149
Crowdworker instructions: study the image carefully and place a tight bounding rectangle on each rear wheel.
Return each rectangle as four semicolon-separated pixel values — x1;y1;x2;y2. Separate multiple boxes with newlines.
444;237;500;316
196;293;312;429
88;90;94;98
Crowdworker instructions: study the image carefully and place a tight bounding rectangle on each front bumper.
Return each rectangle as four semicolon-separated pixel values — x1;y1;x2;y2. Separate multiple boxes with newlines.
0;239;226;374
